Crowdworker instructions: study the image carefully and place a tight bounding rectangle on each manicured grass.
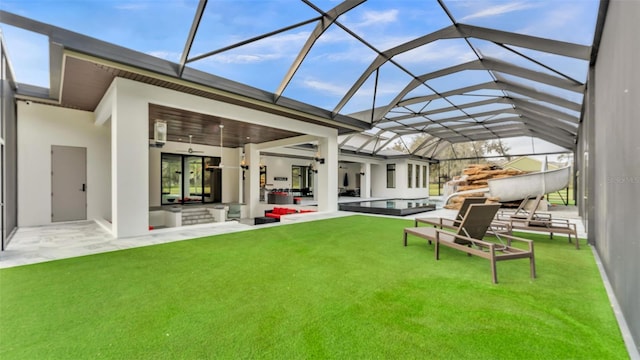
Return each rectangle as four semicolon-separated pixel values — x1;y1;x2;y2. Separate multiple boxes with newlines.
0;216;626;359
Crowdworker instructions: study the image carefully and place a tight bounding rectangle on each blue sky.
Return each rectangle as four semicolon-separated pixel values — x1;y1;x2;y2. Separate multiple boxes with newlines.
0;0;599;156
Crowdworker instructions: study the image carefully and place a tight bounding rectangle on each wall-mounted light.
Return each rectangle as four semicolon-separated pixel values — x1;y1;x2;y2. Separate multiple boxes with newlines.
240;155;249;170
313;146;325;164
359;172;365;176
310;162;318;174
154;120;167;146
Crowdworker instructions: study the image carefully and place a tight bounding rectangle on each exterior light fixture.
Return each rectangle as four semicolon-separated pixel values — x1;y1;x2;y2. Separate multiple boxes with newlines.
240;155;249;170
154;120;167;146
313;145;324;164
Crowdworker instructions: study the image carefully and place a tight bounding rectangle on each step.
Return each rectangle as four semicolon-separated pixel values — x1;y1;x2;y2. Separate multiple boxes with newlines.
182;207;211;214
182;214;213;220
182;218;216;226
181;207;216;225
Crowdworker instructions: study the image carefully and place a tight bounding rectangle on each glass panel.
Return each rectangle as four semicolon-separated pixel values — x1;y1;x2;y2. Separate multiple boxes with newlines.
291;166;301;190
282;24;380;112
338;0;451;50
204;157;221;203
426;70;495;93
161;154;182;205
260;166;267;188
193;1;317;53
190;22;317;94
386;164;395;188
407;163;413;188
445;0;599;45
394;39;475;77
0;25;49;87
1;2;196;62
416;164;420;188
306;167;314;195
422;165;427;188
162;154;222;205
186;156;203;201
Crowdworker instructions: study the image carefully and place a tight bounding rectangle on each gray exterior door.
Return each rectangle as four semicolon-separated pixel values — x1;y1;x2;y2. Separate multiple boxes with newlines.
51;145;87;222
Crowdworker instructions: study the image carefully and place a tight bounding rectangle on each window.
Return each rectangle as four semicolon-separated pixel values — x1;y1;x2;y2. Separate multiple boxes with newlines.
416;164;420;188
386;164;395;188
422;165;428;188
408;164;413;188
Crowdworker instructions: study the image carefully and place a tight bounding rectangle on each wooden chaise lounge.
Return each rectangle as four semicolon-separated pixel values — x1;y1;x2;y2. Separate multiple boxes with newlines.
415;196;487;228
495;194;552;222
495;195;579;249
404;203;536;284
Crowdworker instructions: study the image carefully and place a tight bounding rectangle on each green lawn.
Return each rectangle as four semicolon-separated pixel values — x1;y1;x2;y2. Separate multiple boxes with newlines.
0;216;626;359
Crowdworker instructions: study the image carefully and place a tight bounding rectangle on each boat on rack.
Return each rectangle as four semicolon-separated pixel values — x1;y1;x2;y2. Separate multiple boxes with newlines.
444;167;571;204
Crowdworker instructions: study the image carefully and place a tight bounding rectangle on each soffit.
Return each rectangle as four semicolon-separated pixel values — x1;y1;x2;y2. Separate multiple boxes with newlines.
148;104;302;148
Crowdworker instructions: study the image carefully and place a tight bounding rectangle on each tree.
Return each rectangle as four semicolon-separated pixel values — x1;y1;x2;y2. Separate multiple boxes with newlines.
389;135;510;160
389;135;512;183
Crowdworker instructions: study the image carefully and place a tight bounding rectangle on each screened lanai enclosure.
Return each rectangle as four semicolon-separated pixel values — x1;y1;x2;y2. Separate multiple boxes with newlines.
1;0;594;162
2;1;639;356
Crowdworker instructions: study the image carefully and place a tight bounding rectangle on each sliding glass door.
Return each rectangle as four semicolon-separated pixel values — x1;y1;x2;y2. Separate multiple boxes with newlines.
291;165;313;196
161;154;221;205
204;157;222;203
161;154;182;204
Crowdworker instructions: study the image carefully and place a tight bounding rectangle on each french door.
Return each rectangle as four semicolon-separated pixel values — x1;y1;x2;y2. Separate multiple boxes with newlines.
161;154;221;205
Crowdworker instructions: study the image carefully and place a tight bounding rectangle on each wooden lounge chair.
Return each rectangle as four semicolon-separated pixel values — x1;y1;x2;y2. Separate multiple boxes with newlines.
495;194;552;222
415;197;487;228
495;195;579;249
404;203;536;284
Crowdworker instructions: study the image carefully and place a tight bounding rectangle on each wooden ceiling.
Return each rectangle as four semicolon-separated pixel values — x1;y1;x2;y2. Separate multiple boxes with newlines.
148;104;302;148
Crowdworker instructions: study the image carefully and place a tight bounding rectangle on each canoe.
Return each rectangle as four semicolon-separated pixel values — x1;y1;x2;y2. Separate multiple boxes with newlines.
487;166;571;202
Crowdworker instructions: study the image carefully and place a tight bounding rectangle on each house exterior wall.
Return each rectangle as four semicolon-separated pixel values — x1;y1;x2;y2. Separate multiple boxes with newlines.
17;102;111;226
590;0;640;354
101;78;338;235
371;159;430;199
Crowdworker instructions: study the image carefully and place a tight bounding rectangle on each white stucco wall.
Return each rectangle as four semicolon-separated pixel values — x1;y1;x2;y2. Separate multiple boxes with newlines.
260;155;314;190
16;101;111;226
371;159;430;199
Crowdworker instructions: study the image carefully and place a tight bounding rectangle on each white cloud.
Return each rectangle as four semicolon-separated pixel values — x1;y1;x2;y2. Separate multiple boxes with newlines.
147;51;181;62
515;4;594;44
356;9;399;28
196;31;309;65
394;42;476;65
301;78;348;96
460;2;536;21
114;2;148;11
211;53;282;64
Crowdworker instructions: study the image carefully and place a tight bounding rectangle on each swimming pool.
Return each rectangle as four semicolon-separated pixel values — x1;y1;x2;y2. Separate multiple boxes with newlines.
338;198;439;216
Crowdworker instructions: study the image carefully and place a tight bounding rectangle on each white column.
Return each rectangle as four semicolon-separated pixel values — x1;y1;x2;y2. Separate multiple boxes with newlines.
245;143;261;218
362;163;372;198
317;135;338;212
236;147;244;203
111;78;149;238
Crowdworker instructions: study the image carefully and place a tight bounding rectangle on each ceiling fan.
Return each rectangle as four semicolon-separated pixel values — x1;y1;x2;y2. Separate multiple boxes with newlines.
178;135;204;154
